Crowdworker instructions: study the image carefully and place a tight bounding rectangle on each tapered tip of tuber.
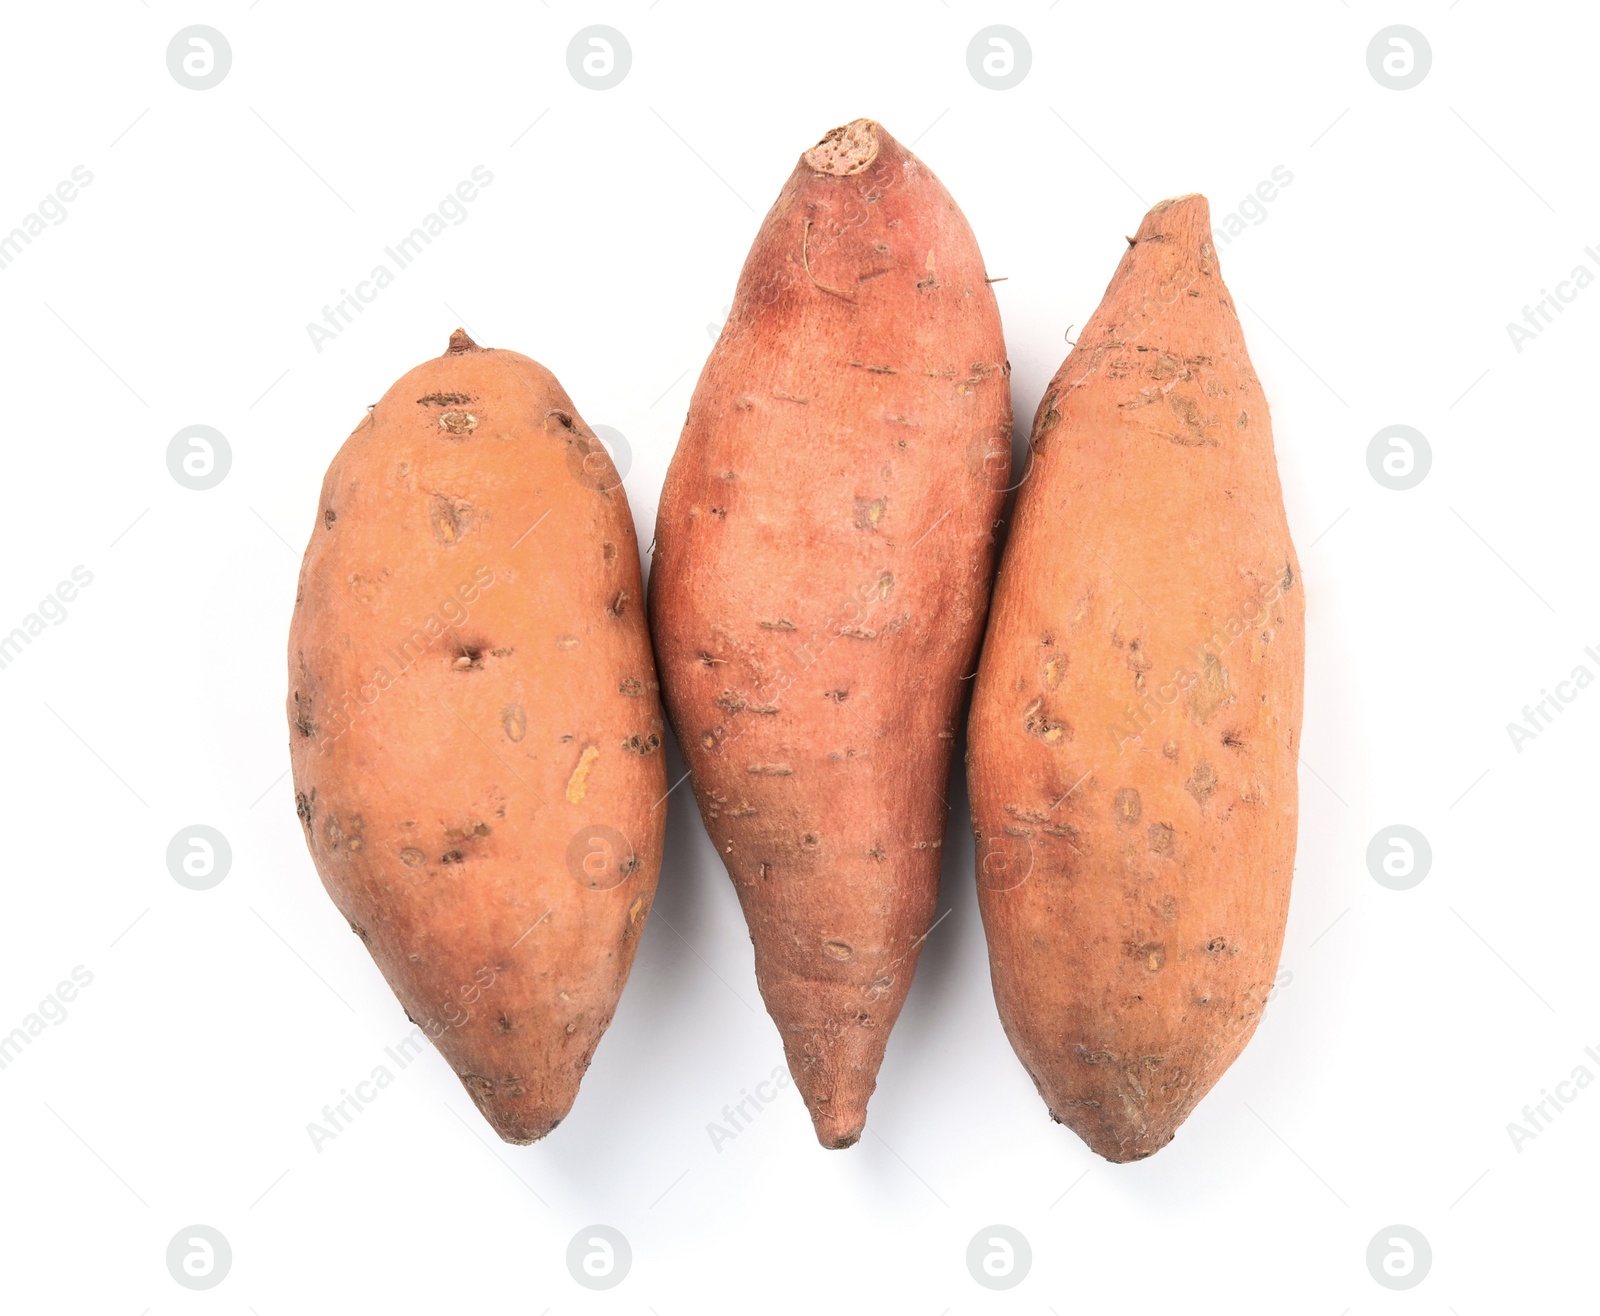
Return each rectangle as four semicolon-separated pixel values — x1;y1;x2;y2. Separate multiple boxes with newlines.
446;327;482;354
1135;193;1211;241
1052;1102;1181;1163
462;1076;572;1145
486;1117;558;1146
812;1107;867;1151
804;119;880;176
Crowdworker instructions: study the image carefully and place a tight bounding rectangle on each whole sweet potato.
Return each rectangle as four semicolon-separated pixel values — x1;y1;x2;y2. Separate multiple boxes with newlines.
650;119;1011;1148
967;196;1304;1161
287;330;665;1144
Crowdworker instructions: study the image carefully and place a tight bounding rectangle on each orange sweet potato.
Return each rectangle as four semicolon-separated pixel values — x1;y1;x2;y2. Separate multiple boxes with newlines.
287;330;665;1144
967;196;1304;1161
649;119;1011;1148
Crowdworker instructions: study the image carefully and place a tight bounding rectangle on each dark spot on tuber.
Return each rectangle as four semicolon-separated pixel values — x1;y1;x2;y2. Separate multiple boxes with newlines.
1023;698;1069;744
293;690;317;738
623;731;661;756
1186;761;1218;805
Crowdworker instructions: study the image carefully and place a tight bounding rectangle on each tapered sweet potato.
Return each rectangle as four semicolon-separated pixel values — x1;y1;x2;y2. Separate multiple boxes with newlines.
287;330;665;1144
649;119;1011;1148
967;196;1303;1161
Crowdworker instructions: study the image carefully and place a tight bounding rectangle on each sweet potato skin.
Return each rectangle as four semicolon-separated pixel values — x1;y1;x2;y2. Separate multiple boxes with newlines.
967;196;1303;1161
649;120;1011;1148
287;332;665;1144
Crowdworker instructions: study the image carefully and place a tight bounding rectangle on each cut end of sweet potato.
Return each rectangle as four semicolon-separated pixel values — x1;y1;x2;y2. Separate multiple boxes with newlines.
446;327;482;354
804;119;880;176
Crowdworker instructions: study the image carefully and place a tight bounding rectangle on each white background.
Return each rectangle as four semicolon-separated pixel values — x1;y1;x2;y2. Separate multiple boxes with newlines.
1;2;1594;1310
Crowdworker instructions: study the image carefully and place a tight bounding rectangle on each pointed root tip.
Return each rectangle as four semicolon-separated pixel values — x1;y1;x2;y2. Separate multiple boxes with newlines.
466;1082;570;1145
1052;1107;1179;1162
447;327;481;354
804;119;881;176
814;1119;865;1151
487;1115;560;1146
809;1097;869;1150
1137;193;1211;239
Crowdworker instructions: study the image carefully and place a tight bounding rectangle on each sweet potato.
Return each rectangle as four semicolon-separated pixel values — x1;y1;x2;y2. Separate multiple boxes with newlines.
649;119;1011;1148
287;330;665;1144
967;196;1304;1161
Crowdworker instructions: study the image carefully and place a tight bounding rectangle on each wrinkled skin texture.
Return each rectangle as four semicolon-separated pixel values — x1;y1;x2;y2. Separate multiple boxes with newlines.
968;196;1304;1161
288;332;666;1144
650;120;1010;1148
